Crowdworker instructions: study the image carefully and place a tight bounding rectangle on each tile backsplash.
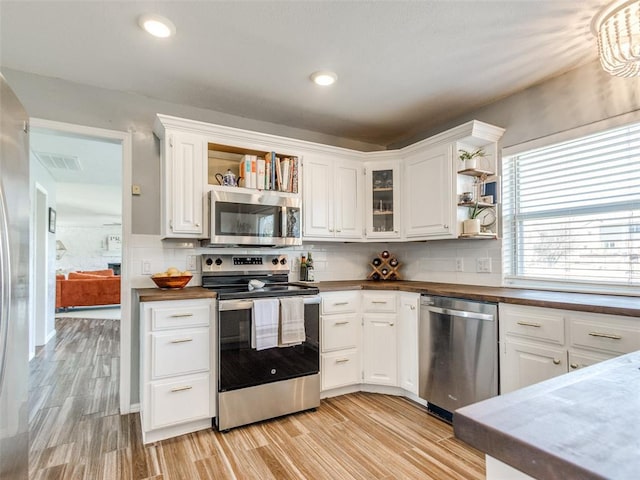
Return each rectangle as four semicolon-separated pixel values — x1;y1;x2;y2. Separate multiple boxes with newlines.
130;235;503;287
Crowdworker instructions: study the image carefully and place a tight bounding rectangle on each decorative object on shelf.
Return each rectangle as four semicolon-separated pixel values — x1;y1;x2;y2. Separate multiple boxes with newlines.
458;148;486;170
591;0;640;77
214;169;237;187
299;255;307;281
460;191;474;203
367;251;401;281
463;202;497;236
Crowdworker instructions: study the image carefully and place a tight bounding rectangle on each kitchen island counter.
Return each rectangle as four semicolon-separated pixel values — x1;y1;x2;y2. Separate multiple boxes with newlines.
453;350;640;480
303;280;640;317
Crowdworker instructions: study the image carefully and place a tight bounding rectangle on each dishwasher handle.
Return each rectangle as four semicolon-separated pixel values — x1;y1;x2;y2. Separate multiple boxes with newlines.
424;305;495;321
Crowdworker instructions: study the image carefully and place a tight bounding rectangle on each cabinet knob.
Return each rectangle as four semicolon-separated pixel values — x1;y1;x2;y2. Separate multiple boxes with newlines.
443;224;449;229
389;322;394;326
570;363;579;369
553;359;561;365
195;223;201;227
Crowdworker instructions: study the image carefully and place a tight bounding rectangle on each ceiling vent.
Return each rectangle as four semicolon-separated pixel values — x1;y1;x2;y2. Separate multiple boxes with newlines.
34;151;82;171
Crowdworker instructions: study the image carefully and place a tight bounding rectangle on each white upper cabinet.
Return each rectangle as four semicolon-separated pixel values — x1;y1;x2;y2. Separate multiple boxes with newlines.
303;154;364;241
158;130;207;238
365;159;402;240
403;143;456;239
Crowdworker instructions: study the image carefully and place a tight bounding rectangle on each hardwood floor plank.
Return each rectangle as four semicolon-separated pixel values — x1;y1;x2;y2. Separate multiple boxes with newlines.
30;316;486;480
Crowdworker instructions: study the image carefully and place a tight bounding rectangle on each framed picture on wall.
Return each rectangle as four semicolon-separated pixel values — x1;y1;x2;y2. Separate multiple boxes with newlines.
48;208;56;233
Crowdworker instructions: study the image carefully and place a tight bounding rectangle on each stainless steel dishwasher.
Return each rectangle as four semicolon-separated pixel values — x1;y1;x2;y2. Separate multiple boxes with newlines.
419;295;498;423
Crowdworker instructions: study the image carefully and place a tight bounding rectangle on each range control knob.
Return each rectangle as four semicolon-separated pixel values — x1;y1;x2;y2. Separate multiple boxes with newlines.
205;257;213;266
215;258;223;266
280;258;287;265
272;258;279;265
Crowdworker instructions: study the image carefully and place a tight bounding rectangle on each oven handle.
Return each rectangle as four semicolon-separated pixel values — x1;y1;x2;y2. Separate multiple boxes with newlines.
219;295;322;311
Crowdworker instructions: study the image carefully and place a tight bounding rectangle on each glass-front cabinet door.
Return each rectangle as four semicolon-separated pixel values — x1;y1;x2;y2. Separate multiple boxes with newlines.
365;161;401;239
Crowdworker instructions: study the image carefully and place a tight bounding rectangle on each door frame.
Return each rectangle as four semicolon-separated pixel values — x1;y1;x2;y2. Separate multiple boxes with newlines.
29;118;134;414
30;183;49;356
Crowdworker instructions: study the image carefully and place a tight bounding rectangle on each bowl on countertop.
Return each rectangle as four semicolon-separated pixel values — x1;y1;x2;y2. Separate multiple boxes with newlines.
151;275;193;289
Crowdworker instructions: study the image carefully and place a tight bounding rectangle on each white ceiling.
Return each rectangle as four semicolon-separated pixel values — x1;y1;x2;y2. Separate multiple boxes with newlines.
0;1;605;147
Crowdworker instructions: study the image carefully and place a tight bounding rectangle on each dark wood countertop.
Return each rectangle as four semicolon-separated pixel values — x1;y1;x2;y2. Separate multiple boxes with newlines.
136;286;216;303
454;351;640;480
305;280;640;318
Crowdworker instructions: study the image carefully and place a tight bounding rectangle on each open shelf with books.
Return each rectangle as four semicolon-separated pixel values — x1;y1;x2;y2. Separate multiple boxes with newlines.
207;142;299;193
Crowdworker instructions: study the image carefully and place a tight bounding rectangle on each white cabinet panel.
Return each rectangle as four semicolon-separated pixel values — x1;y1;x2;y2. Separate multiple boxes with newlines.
501;304;565;345
322;314;359;352
398;293;419;395
321;350;360;390
362;292;397;313
151;302;212;330
321;291;359;315
363;315;397;386
151;328;210;379
403;143;455;239
303;155;364;241
568;349;616;371
501;340;566;394
568;314;640;356
148;374;210;430
365;161;401;239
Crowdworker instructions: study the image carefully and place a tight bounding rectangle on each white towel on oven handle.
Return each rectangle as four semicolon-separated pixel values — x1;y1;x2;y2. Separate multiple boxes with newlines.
251;298;279;350
279;297;305;346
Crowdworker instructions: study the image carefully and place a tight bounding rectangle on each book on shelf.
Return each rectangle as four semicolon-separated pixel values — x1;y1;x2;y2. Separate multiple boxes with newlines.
239;154;252;188
291;157;298;193
282;158;291;192
256;157;266;190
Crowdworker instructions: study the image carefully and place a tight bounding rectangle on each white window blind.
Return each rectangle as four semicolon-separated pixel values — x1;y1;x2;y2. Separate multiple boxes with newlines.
503;122;640;290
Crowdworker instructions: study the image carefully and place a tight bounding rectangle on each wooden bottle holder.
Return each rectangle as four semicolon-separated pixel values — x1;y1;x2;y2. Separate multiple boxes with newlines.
367;251;401;281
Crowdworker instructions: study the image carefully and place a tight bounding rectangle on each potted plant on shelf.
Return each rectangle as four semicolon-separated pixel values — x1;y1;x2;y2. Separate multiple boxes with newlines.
458;148;486;170
463;202;487;235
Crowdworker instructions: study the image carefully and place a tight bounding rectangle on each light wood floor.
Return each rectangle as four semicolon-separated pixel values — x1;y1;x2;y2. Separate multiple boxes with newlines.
29;317;485;479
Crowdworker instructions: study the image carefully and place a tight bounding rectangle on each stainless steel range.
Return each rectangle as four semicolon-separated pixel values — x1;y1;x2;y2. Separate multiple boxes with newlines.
201;254;321;431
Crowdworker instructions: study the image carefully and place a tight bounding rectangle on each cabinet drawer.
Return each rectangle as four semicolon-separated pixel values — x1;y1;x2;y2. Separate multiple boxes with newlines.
568;316;640;355
322;314;359;352
322;292;359;315
362;293;397;313
321;350;360;390
151;328;210;378
501;304;564;345
149;374;210;429
151;301;211;330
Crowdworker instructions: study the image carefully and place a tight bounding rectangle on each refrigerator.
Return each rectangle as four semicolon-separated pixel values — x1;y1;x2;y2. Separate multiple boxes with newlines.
0;74;30;479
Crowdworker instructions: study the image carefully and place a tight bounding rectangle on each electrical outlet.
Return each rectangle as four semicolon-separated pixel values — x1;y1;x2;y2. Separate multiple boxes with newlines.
476;258;492;273
187;255;197;271
455;258;464;272
142;260;151;275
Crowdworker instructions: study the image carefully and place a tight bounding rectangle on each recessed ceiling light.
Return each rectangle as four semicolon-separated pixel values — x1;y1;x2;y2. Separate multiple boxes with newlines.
138;14;176;38
310;71;338;86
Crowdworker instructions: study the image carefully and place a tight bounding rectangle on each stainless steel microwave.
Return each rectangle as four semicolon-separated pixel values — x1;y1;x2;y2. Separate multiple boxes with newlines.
206;188;302;246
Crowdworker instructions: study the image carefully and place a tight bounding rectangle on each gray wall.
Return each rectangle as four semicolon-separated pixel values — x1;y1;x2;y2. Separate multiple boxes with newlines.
391;60;640;150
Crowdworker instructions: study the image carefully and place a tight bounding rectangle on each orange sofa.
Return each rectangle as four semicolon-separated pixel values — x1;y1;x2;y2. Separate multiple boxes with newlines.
56;269;121;310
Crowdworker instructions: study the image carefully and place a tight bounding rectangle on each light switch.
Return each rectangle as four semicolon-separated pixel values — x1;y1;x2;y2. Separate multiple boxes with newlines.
187;255;197;271
132;184;141;195
142;260;151;274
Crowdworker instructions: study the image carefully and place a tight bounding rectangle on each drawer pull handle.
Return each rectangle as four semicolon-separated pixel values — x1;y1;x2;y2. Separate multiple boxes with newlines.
334;321;349;326
389;323;394;326
335;358;350;364
553;359;561;365
333;302;349;306
170;313;194;318
170;338;193;344
372;301;388;304
570;363;579;369
588;331;622;340
517;321;542;328
170;385;193;392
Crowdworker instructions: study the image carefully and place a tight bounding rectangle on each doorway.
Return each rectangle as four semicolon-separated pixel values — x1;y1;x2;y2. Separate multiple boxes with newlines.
28;118;133;413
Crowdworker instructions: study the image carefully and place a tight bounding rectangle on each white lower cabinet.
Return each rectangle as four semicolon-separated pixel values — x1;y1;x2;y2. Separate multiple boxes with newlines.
363;315;397;385
320;292;361;390
398;292;420;395
140;298;215;443
500;303;640;394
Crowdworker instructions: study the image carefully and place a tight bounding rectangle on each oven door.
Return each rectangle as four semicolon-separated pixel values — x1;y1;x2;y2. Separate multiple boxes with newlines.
218;295;320;392
209;189;301;246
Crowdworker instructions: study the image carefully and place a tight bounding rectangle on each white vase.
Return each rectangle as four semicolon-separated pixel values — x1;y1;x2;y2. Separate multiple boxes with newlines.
463;218;481;235
464;158;477;170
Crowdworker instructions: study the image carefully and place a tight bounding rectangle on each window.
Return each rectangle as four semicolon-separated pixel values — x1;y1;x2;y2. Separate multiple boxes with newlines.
503;122;640;291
